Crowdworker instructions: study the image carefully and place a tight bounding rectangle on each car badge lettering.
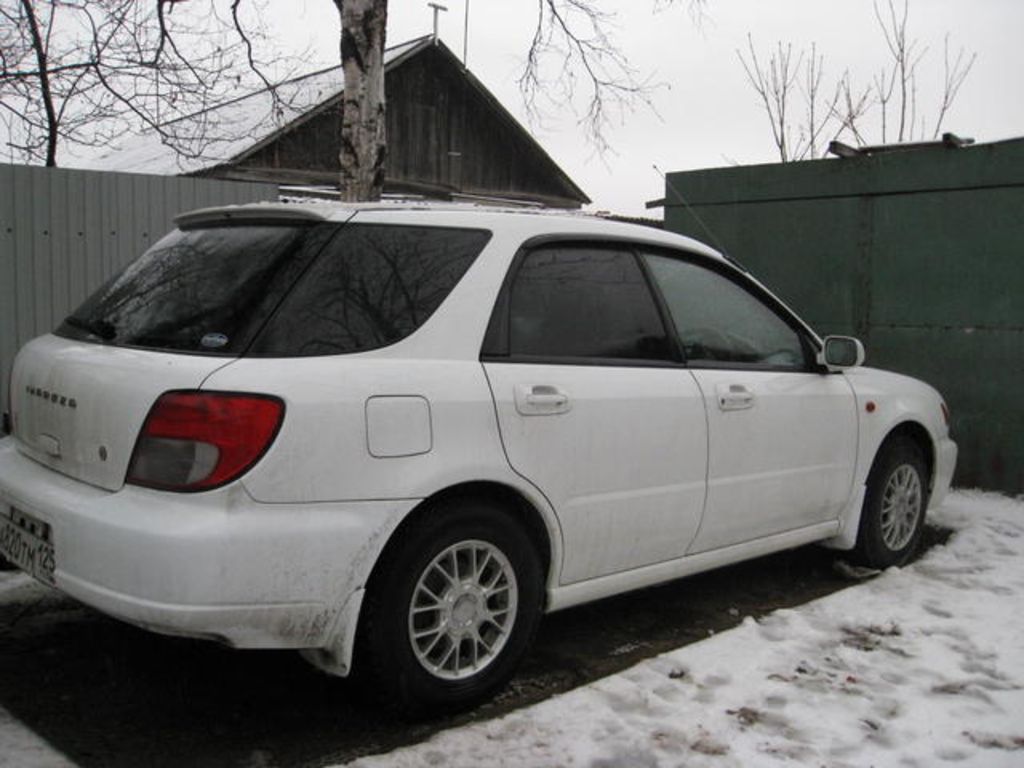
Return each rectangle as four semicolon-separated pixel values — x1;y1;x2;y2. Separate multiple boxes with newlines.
25;386;77;409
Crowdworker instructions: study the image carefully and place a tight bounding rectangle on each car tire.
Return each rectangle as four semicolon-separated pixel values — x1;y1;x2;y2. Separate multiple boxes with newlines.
355;496;544;717
852;436;930;569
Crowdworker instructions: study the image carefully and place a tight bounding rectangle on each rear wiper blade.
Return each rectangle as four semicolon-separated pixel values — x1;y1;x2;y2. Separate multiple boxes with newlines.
63;315;116;341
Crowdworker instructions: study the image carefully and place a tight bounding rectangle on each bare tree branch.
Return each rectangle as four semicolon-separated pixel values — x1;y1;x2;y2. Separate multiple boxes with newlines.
931;34;976;139
0;0;289;166
740;0;975;161
738;35;803;161
17;0;58;164
519;0;696;155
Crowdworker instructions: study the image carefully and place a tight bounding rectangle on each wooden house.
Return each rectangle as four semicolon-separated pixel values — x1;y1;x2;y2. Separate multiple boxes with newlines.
86;36;589;209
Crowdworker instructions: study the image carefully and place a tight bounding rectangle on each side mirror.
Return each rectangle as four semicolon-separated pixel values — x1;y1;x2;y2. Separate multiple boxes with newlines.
818;336;865;371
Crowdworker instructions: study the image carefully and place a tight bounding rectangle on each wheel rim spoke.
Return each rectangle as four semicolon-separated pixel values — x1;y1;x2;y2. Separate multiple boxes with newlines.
880;463;923;551
408;539;519;681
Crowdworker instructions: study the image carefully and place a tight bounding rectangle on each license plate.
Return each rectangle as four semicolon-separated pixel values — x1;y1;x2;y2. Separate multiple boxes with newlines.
0;507;56;587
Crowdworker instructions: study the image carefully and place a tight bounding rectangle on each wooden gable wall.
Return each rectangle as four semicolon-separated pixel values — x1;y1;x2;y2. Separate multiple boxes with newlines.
230;45;587;207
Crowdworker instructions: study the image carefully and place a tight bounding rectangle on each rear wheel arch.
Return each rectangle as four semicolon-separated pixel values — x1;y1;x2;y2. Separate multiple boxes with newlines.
379;481;554;587
353;482;550;713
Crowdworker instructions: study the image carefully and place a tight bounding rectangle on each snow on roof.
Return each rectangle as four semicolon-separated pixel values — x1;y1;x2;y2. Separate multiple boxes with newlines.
71;37;430;176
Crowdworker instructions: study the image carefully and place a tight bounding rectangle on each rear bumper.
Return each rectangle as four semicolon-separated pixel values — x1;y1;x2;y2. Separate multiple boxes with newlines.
57;572;327;647
0;438;413;650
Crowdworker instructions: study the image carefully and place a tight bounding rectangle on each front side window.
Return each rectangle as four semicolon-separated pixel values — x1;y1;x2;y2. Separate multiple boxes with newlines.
502;245;672;361
644;253;808;369
250;224;490;356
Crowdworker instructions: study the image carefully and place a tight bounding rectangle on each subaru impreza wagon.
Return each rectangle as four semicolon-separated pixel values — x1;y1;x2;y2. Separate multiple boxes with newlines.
0;203;956;713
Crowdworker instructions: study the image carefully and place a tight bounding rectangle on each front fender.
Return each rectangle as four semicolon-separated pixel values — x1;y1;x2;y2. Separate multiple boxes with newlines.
824;367;956;550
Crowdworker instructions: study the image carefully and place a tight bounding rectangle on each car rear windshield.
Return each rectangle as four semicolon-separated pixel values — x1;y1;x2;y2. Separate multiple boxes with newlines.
57;220;490;357
248;224;490;356
57;222;334;354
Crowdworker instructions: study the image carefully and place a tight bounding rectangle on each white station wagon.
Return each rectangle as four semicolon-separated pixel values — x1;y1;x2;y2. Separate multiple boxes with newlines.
0;203;956;713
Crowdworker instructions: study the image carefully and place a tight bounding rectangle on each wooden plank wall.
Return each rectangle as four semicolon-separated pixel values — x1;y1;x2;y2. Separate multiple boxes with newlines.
386;50;576;202
238;46;585;206
0;164;276;414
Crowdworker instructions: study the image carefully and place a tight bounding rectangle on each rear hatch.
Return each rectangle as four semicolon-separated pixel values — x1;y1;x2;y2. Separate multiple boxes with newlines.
11;336;231;491
10;213;339;491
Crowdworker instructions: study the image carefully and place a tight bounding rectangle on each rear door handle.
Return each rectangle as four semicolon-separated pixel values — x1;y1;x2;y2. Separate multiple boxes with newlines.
514;385;571;416
717;383;755;411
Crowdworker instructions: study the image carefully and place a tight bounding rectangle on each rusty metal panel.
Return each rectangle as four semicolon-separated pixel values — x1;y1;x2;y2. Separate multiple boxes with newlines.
0;164;277;419
665;138;1024;494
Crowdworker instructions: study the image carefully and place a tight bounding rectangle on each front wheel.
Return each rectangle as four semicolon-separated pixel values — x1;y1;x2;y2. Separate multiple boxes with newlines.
852;437;930;569
356;497;544;716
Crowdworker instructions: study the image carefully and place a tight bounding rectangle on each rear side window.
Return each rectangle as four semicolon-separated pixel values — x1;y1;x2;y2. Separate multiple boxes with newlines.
57;224;332;354
497;245;672;361
249;224;490;356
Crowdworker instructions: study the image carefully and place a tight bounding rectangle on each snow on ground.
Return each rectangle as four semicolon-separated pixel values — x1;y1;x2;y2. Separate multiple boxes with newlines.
0;707;76;768
0;491;1021;767
344;491;1024;768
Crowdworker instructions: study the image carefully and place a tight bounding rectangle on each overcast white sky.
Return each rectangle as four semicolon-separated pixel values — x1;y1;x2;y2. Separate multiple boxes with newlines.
263;0;1024;215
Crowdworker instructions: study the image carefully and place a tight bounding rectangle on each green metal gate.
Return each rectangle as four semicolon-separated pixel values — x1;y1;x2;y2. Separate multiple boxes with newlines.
664;138;1024;494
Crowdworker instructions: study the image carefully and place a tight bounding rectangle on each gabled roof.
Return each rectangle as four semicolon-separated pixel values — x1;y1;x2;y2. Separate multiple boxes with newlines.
76;37;431;176
74;37;589;207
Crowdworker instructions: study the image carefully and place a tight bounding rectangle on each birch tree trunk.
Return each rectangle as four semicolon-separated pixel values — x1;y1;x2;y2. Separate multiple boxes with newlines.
335;0;388;201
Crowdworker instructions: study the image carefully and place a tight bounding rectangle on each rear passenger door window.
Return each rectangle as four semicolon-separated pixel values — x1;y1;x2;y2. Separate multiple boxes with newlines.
495;245;673;362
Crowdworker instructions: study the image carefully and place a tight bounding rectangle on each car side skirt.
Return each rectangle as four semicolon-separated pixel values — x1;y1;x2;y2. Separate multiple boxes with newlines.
546;520;840;613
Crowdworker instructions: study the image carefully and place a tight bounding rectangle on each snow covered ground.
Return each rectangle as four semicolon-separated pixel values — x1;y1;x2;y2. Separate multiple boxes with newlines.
342;491;1024;768
1;491;1022;767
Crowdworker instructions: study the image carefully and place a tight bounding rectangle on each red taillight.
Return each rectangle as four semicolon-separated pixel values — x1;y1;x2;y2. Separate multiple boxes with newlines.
127;391;284;492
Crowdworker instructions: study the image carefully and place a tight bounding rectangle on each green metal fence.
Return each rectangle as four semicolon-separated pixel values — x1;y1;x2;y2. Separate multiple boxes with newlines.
664;138;1024;494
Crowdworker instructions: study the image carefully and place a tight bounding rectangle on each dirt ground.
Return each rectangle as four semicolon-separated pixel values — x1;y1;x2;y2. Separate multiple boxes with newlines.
0;527;949;768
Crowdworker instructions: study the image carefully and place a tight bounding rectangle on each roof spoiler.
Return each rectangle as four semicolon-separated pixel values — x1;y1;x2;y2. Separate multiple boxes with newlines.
175;203;334;229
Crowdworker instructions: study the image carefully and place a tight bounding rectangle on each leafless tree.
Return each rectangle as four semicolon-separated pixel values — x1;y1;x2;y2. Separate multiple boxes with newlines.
833;73;873;147
0;0;283;167
930;35;975;140
332;0;387;202
738;36;856;162
3;0;709;200
739;0;975;162
872;0;975;142
320;0;709;198
330;0;709;199
518;0;708;155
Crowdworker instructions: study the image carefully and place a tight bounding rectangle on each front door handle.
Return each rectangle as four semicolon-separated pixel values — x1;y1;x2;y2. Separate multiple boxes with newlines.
514;385;571;416
717;383;755;411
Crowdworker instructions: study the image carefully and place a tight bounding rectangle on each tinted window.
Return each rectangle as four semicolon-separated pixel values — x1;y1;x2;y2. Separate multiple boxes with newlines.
644;253;808;369
57;224;331;354
506;246;671;360
250;224;490;356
